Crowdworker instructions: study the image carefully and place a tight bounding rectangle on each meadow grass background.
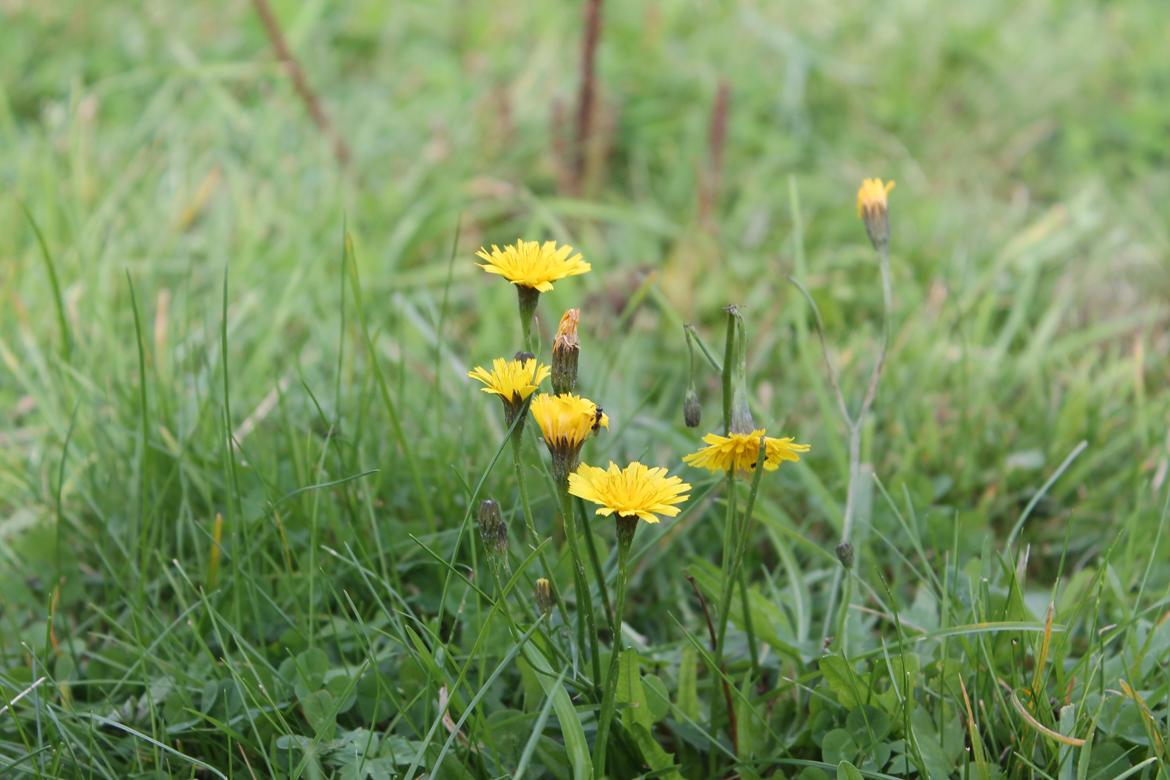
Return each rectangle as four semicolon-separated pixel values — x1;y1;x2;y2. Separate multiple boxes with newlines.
2;0;1170;777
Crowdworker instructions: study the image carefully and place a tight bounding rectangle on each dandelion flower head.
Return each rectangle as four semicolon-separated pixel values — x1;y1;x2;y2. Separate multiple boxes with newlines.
569;461;692;524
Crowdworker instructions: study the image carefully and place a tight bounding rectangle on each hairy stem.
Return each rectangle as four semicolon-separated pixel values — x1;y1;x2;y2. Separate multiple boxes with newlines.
593;534;630;777
821;242;893;647
559;484;601;692
511;440;566;618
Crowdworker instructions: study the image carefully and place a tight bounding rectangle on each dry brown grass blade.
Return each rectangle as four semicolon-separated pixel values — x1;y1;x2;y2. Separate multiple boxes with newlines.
1000;678;1086;747
698;80;730;226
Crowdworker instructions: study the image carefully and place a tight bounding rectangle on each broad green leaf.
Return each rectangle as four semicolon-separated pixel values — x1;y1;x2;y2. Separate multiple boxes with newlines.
676;644;699;720
687;559;801;661
625;723;683;780
735;672;760;757
517;655;543;711
643;674;670;723
910;708;954;778
836;760;864;780
294;647;329;696
846;705;891;744
300;689;337;740
822;728;860;765
522;643;592;780
617;650;653;732
819;655;863;709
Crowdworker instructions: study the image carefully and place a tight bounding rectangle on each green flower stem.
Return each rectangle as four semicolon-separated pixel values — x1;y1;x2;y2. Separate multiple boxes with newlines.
713;441;767;746
729;442;768;677
511;438;566;617
517;285;540;354
822;241;893;649
834;570;854;654
720;308;737;434
714;469;738;659
558;482;602;693
593;527;632;778
580;501;615;628
737;567;760;673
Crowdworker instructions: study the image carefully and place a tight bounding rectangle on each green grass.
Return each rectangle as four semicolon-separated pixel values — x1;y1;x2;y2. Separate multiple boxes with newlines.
3;0;1170;777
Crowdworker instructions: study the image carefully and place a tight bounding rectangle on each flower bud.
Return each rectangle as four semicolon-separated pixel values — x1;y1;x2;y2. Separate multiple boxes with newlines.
728;386;755;435
835;541;854;570
683;387;701;428
551;309;580;395
477;499;508;570
723;305;757;435
534;577;554;617
856;178;894;251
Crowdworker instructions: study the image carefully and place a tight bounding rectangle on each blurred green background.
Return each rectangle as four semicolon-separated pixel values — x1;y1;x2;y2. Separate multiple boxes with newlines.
2;0;1169;777
4;0;1167;559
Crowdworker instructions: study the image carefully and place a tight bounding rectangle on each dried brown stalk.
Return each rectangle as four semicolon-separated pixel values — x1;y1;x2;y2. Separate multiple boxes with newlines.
571;0;603;193
250;0;351;168
699;80;730;225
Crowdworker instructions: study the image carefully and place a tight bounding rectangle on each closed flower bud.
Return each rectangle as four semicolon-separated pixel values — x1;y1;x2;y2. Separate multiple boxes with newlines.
534;577;554;617
835;541;854;570
477;499;508;570
683;387;701;428
729;386;755;435
856;178;894;251
551;309;580;395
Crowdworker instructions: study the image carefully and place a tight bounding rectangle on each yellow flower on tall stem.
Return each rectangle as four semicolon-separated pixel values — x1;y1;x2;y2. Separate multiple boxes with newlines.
476;239;590;351
467;355;550;431
476;239;591;292
574;459;691;771
529;392;608;482
683;429;810;475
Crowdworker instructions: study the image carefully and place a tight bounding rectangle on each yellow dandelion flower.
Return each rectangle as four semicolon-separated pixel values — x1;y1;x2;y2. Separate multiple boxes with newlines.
467;357;550;403
682;429;810;474
856;178;895;218
475;239;591;292
530;393;608;451
569;461;692;524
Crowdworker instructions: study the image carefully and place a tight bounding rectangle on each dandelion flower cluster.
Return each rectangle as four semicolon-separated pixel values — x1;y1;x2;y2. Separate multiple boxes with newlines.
569;461;692;524
476;239;591;292
683;429;810;475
